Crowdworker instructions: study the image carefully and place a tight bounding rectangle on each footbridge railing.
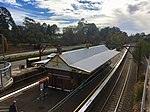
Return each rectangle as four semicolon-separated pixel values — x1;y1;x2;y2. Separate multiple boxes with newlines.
0;61;13;90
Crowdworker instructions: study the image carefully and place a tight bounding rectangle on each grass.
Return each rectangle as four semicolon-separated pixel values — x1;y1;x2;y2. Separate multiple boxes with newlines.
5;45;85;62
6;51;52;62
132;61;146;112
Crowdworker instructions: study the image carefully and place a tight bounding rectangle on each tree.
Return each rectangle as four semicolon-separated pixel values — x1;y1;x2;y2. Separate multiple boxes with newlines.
0;6;16;30
77;18;87;30
63;26;77;45
99;27;128;49
0;6;18;43
23;17;44;45
46;24;52;37
62;19;101;45
51;24;59;35
23;17;36;29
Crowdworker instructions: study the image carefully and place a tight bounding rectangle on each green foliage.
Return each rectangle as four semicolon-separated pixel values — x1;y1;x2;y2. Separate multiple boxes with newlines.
134;82;143;102
100;27;128;49
0;6;21;45
0;7;131;49
62;19;102;45
139;40;150;57
6;51;50;62
0;6;16;29
133;40;150;61
3;37;8;52
51;24;59;35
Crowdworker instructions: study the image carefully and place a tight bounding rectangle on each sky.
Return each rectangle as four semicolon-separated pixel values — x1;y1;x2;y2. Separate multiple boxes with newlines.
0;0;150;35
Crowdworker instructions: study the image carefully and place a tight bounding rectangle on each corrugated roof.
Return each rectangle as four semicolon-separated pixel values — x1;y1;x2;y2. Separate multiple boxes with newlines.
45;45;119;73
59;45;119;73
60;45;108;65
69;50;118;73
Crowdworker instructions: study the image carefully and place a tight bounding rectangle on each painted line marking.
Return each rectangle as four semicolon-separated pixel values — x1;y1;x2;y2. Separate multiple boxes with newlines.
0;81;39;102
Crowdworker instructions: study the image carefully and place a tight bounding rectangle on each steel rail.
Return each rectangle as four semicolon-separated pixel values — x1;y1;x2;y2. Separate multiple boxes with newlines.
100;48;132;112
13;70;47;84
114;56;132;112
99;58;128;112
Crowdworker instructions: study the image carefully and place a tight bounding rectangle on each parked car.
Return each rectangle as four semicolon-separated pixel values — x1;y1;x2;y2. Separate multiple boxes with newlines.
47;53;56;59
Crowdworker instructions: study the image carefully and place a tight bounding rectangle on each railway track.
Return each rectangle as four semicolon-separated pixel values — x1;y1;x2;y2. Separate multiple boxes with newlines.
100;57;132;112
87;48;136;112
100;48;135;112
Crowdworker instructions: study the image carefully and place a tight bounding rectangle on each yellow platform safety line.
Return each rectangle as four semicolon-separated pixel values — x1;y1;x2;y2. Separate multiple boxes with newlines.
73;80;101;112
73;68;113;112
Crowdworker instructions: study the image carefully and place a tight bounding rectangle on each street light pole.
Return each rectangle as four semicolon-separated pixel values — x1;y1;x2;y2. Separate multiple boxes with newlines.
0;34;5;61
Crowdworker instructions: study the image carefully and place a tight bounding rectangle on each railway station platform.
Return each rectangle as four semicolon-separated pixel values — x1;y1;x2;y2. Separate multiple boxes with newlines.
0;86;69;112
0;48;126;112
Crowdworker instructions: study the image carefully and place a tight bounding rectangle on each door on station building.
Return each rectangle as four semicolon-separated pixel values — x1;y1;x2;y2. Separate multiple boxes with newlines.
56;77;63;89
52;75;63;89
52;76;57;88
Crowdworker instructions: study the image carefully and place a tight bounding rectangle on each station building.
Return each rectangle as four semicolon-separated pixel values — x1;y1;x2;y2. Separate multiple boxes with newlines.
45;45;119;91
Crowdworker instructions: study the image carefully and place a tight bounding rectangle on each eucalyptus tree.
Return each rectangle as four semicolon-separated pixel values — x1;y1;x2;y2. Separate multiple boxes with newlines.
0;6;16;30
23;17;45;46
51;24;59;35
100;27;128;49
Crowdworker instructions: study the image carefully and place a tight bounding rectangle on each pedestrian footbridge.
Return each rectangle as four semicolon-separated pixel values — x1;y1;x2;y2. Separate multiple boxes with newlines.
0;61;13;90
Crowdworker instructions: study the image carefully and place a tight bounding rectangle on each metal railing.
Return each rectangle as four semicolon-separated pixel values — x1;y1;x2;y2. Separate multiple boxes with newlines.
141;58;149;112
0;61;13;89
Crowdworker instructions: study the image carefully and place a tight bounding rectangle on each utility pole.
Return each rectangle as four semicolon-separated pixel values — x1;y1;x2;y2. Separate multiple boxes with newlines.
123;45;141;82
137;46;141;82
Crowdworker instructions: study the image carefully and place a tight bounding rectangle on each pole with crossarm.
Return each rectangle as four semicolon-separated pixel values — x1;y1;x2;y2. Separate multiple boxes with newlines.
123;45;141;82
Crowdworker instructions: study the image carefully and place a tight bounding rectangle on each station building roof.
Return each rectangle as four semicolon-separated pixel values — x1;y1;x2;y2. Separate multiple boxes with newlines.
45;45;119;73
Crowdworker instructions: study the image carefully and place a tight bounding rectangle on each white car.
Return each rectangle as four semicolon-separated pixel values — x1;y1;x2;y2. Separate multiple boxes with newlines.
47;53;56;59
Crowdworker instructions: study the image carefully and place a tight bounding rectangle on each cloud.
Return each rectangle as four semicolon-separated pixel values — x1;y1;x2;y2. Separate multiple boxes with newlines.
0;0;21;6
128;5;139;14
111;1;150;34
32;0;103;22
1;0;150;34
6;7;28;25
